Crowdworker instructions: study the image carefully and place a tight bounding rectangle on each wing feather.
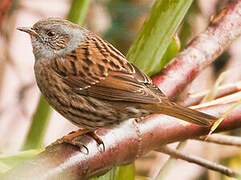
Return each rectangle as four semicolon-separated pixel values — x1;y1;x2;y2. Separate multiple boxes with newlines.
52;34;163;104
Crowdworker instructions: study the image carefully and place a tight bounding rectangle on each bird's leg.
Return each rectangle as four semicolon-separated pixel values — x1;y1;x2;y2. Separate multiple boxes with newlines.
50;128;90;148
62;129;90;142
50;128;105;152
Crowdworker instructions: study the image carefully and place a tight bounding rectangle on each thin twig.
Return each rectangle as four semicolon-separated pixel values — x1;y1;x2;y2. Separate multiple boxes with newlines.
195;134;241;147
158;146;240;178
178;81;241;107
190;91;241;109
154;142;187;180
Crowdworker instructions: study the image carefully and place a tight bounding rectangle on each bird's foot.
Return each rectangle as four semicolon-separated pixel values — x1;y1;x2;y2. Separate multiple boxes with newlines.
50;128;105;153
49;128;90;153
88;131;105;151
135;116;145;123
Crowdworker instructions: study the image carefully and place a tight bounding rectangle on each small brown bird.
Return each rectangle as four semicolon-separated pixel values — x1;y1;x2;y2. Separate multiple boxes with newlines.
17;18;216;142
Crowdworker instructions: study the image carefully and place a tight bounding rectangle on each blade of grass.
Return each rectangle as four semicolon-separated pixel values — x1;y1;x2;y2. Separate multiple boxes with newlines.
201;71;229;103
0;162;10;173
0;149;44;174
0;149;44;167
127;0;193;76
199;71;237;137
156;35;180;75
208;98;241;137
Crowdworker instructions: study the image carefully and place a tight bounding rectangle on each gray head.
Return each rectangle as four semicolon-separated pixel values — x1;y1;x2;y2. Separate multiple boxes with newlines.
17;18;88;60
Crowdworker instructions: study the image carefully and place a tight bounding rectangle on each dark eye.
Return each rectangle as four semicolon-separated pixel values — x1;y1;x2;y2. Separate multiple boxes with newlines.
47;31;56;37
32;27;39;31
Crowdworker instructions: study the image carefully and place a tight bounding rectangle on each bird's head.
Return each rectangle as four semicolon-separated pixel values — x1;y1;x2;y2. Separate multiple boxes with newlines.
17;18;87;60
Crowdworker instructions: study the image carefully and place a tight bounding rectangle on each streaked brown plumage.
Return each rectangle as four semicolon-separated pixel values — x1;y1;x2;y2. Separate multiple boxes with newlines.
18;18;216;132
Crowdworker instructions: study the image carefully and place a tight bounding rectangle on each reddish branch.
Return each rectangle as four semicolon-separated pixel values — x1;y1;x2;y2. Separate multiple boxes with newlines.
2;0;241;179
158;145;240;178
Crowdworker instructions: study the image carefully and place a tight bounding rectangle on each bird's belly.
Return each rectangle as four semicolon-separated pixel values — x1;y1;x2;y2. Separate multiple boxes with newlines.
51;93;151;129
38;83;116;129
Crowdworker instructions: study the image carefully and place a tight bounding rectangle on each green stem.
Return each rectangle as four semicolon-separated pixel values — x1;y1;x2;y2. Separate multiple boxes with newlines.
22;96;52;150
67;0;91;24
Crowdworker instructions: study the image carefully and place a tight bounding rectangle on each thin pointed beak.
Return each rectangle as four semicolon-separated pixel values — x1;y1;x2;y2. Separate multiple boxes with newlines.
17;26;38;37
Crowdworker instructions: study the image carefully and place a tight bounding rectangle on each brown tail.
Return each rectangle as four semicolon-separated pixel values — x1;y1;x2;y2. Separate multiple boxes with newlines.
157;103;217;126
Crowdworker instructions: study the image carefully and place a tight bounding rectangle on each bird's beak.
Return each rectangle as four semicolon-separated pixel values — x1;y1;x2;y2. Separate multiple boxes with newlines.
17;26;38;37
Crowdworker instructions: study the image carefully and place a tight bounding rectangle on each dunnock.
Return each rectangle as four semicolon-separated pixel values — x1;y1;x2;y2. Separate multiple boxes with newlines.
17;18;216;144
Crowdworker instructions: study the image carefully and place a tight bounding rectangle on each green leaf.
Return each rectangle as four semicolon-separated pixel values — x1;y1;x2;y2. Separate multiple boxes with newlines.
90;164;135;180
0;149;44;171
200;71;238;137
148;36;180;76
127;0;193;76
135;176;149;180
0;162;11;173
201;71;229;103
208;98;241;136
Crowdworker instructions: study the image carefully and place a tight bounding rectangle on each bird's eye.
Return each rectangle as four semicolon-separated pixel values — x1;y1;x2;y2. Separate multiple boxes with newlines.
32;27;38;31
47;31;56;37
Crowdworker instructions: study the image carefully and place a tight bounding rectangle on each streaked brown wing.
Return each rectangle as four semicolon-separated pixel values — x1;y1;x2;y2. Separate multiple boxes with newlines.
86;67;162;103
52;34;163;104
